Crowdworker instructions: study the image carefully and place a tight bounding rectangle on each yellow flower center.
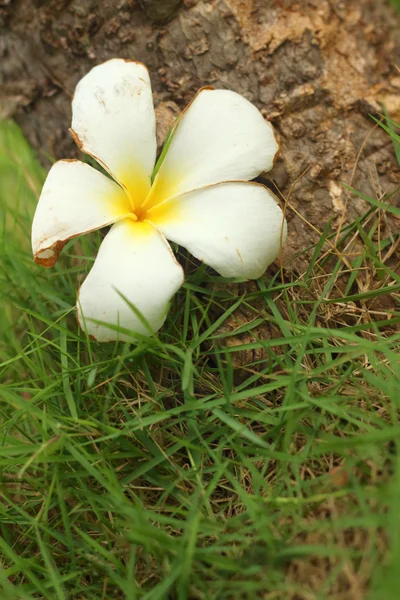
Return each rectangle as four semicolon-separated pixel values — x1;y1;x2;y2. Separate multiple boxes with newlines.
121;166;180;224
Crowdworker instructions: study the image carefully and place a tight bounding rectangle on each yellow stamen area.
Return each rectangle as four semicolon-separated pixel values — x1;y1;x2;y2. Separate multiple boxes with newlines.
123;218;154;238
141;170;180;212
119;166;151;211
112;184;136;220
115;164;182;230
146;197;181;227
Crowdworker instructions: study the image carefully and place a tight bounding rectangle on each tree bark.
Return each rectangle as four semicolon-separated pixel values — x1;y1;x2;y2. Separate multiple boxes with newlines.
1;0;399;272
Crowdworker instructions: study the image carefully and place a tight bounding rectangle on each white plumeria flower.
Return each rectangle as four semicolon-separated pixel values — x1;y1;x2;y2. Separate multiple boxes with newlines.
32;59;287;342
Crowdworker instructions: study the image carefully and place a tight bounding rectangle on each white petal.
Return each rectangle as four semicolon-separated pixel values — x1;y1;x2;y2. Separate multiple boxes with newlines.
77;220;184;342
32;160;132;267
145;88;278;207
148;182;287;279
71;59;156;207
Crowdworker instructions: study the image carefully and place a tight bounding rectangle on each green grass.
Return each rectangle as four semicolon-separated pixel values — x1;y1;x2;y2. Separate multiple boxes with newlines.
391;0;400;12
0;118;399;600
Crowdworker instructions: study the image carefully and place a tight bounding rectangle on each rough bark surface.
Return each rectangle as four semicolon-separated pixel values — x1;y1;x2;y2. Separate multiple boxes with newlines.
1;0;399;272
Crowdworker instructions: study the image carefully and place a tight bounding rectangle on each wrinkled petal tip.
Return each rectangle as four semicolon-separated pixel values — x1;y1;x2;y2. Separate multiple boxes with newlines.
33;240;65;268
271;129;280;166
89;57;150;70
70;59;151;104
120;58;149;69
75;309;104;343
76;299;164;343
70;60;157;191
69;127;84;152
76;299;145;344
77;319;98;343
69;126;110;177
76;312;149;343
31;159;132;270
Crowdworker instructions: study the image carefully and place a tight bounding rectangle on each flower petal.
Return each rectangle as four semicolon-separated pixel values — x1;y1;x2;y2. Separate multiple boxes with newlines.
77;220;184;342
145;88;278;208
148;182;287;279
32;160;132;267
71;59;156;207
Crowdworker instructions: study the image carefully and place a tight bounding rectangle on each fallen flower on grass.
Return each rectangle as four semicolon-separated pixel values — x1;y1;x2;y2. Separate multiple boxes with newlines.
32;58;287;342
